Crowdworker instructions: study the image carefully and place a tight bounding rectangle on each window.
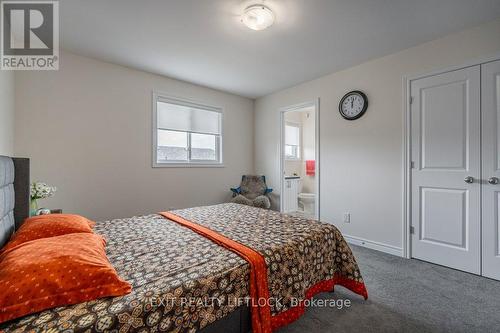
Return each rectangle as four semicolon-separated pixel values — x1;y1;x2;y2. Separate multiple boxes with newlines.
285;122;300;160
153;94;222;166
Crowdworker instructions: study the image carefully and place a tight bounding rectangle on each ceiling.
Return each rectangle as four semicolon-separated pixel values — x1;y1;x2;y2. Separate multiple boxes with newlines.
60;0;500;98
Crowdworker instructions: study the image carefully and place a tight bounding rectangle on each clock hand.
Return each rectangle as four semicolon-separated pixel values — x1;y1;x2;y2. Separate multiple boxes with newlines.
351;99;353;108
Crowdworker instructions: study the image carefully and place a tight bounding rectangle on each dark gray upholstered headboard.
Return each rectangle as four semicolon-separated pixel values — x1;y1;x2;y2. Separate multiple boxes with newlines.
0;156;30;248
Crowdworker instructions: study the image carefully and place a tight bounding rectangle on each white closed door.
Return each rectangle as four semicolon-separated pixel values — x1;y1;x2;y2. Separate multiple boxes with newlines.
411;66;481;274
482;60;500;280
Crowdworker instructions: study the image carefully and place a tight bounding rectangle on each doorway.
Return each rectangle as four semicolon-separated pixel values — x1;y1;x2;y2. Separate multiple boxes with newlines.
279;100;320;219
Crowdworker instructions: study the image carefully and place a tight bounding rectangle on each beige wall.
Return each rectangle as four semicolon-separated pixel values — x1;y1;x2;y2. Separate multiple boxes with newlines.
0;70;14;156
15;51;254;221
255;18;500;252
284;160;302;178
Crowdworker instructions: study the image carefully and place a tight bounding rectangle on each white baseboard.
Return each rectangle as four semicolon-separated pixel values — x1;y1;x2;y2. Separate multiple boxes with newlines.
344;235;403;257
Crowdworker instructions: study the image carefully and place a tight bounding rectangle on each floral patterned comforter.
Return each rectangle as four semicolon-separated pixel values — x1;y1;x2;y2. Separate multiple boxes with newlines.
1;203;365;333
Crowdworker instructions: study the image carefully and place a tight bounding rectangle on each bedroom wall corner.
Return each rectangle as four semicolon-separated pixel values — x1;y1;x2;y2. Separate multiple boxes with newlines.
14;51;255;220
254;18;500;255
0;70;14;156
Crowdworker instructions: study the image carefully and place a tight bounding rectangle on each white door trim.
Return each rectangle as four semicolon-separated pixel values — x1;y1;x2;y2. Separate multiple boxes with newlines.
279;99;320;219
402;51;500;259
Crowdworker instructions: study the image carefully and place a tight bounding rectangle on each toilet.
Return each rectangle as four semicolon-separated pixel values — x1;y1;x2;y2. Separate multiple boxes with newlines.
298;192;315;215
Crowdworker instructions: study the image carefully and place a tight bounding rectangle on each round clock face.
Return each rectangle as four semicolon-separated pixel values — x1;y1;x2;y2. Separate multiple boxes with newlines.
339;91;368;120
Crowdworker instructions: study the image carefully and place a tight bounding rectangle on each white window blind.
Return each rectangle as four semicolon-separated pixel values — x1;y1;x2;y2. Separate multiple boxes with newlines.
157;99;221;135
285;123;300;160
285;124;300;146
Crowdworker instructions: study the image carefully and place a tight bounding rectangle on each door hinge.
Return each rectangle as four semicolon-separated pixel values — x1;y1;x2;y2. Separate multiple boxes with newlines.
410;226;415;234
410;161;415;169
409;96;414;105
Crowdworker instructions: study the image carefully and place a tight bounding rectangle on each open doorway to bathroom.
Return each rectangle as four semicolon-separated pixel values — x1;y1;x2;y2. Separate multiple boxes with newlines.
280;100;319;219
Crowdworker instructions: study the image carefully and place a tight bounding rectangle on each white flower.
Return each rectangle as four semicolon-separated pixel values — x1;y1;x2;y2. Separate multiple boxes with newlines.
30;182;57;200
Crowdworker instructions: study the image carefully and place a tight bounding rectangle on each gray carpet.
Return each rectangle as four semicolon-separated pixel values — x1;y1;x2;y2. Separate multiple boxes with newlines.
279;245;500;333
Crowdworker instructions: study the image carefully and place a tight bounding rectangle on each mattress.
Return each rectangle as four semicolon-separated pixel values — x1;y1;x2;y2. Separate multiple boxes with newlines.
1;203;365;332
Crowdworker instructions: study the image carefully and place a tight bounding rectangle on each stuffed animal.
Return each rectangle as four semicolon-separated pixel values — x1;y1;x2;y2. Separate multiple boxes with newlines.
230;175;273;209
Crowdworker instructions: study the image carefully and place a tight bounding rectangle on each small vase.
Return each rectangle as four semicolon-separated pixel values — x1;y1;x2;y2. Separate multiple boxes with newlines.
30;199;38;216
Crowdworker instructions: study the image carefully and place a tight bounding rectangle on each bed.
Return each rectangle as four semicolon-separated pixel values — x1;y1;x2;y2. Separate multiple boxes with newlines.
0;156;367;333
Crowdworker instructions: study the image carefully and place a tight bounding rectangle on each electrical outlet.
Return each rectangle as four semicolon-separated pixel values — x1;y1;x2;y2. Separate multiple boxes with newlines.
343;213;350;223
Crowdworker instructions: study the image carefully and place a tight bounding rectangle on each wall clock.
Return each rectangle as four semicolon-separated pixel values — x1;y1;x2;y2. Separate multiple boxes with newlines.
339;90;368;120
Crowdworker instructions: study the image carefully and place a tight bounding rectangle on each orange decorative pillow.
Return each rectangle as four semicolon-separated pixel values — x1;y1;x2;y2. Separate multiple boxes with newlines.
0;233;131;324
1;214;95;252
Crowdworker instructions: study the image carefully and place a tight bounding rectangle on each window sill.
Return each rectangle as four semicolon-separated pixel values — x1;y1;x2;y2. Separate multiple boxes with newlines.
153;163;225;168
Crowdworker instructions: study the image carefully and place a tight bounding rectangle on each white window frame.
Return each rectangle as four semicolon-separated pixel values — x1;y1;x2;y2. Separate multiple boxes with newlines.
284;122;301;160
152;92;224;168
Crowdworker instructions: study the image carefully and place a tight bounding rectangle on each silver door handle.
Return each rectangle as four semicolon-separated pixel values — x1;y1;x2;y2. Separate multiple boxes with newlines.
488;177;499;185
464;176;474;184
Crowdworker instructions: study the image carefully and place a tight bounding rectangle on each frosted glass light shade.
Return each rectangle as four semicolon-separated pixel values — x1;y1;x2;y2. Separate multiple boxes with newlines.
241;5;275;31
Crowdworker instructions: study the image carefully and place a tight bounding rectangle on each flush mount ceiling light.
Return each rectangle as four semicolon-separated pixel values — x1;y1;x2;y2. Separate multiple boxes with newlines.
241;4;275;31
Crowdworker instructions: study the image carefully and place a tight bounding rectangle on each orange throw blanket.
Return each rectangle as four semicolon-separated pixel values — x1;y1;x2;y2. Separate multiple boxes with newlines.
159;212;272;333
